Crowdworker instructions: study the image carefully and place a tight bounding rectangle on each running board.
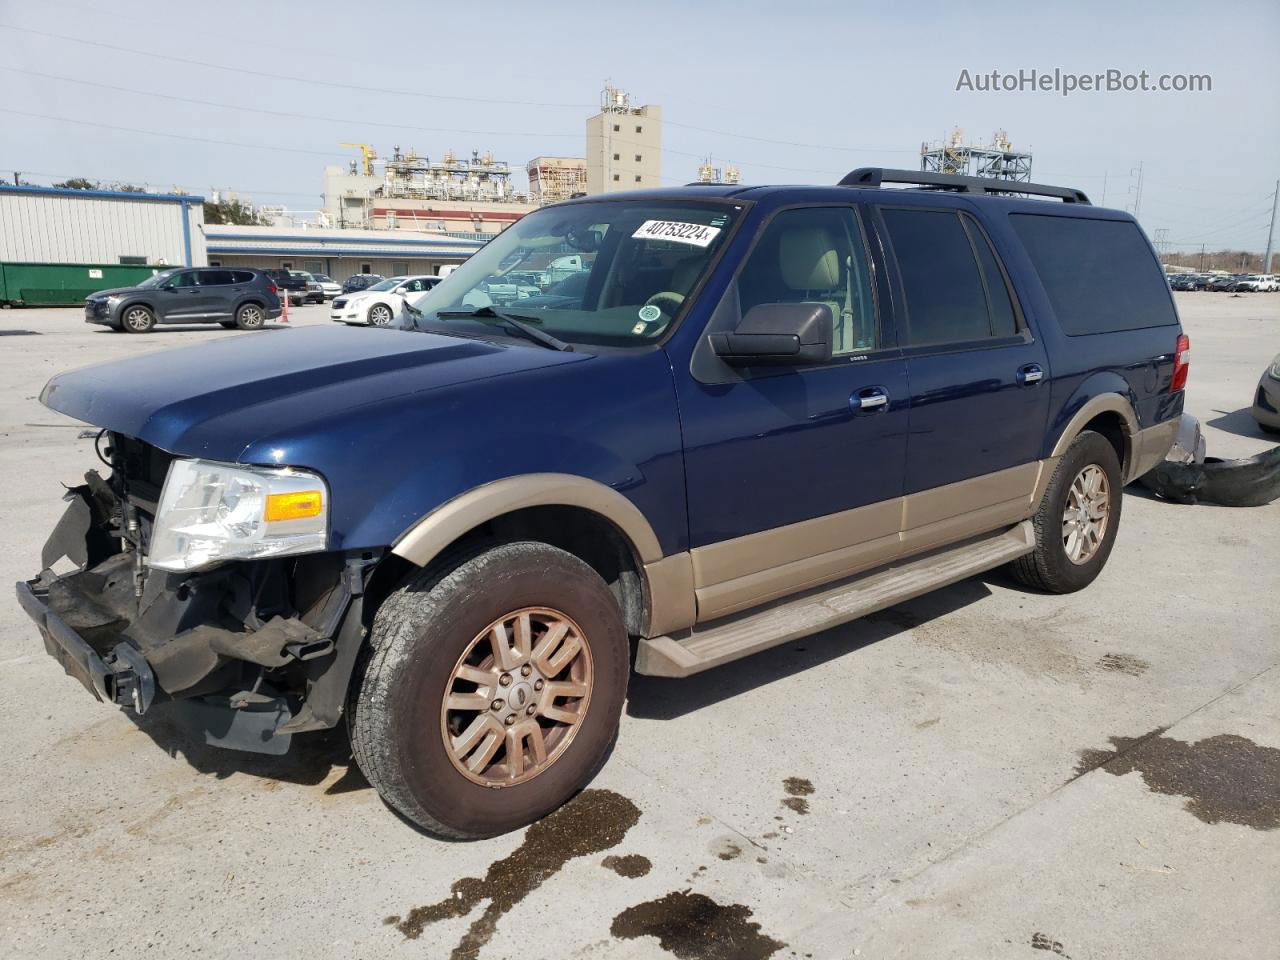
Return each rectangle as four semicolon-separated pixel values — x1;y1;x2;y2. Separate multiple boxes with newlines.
635;521;1035;678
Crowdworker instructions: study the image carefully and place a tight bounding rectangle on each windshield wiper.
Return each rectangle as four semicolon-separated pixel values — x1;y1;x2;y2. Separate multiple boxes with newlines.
436;306;574;352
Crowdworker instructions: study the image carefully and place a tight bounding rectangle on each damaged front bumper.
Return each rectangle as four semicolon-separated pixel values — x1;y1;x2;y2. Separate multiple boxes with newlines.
18;471;379;755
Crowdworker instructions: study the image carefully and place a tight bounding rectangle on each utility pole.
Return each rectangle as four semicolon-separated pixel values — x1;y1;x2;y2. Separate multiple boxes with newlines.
12;171;18;186
1199;243;1206;272
1128;161;1144;222
1264;179;1278;275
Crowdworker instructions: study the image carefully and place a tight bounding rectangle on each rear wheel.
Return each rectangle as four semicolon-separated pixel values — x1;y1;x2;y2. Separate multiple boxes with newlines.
235;303;265;330
121;305;155;333
349;542;628;838
368;303;394;326
1009;430;1123;593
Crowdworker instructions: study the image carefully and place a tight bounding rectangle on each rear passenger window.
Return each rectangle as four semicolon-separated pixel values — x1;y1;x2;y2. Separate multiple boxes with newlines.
737;206;878;354
198;270;234;286
1011;215;1176;335
882;208;1018;346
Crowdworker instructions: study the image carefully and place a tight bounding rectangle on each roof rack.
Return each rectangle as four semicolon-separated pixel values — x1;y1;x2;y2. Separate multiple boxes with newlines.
838;167;1090;204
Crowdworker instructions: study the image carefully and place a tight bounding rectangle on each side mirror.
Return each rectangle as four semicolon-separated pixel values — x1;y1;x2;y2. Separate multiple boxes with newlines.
710;303;833;366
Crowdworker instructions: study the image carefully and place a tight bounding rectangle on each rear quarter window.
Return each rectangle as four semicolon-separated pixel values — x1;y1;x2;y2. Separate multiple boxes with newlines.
1010;214;1176;336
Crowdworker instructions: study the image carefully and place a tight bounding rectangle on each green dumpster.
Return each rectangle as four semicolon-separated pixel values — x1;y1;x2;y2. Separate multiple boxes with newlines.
0;262;165;307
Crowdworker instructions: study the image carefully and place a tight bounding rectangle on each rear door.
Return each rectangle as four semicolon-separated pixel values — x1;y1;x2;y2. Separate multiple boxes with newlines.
873;204;1050;552
677;203;910;621
196;269;237;319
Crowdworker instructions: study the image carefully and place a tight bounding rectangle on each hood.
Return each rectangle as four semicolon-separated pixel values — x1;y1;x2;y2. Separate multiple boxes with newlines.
41;325;585;461
86;286;140;299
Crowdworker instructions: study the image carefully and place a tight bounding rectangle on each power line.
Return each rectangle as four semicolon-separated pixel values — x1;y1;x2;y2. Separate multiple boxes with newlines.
0;23;593;109
0;66;584;141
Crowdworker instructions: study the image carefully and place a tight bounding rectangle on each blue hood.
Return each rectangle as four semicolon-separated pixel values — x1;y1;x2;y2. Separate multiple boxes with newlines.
41;325;585;462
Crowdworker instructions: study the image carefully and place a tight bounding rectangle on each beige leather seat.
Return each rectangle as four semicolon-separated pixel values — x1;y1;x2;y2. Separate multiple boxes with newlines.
777;226;851;352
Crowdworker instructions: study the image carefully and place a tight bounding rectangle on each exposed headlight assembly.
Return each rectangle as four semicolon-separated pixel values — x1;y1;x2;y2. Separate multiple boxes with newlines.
1269;359;1280;381
148;459;328;572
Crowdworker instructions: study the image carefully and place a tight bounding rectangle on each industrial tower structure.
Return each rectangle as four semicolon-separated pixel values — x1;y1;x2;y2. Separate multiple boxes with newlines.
586;85;662;195
920;128;1032;182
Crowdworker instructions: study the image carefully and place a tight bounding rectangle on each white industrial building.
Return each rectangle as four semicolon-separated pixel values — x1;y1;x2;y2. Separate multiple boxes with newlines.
0;184;206;267
204;225;485;282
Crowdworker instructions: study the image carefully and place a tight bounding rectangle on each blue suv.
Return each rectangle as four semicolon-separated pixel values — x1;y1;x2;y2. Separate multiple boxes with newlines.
19;168;1187;837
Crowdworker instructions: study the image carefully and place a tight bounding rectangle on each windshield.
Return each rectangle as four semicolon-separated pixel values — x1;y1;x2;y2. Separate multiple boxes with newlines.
407;199;741;347
136;269;178;289
367;278;403;292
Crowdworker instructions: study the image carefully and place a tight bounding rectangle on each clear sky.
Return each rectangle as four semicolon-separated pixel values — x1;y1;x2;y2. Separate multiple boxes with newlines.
2;0;1277;253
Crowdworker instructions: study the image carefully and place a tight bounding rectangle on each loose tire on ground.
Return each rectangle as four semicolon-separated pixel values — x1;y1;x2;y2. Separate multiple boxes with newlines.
235;303;266;330
349;541;628;838
1009;429;1123;593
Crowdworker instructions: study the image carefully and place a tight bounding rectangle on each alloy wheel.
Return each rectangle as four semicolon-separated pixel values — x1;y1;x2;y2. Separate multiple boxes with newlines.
123;307;152;331
440;607;593;787
1062;464;1111;564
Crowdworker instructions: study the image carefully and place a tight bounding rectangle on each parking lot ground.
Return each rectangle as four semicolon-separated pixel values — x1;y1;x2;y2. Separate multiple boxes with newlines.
1;294;1277;960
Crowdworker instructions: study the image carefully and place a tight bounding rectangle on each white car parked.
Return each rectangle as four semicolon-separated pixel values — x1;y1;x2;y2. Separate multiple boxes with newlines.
1234;274;1278;292
329;275;441;326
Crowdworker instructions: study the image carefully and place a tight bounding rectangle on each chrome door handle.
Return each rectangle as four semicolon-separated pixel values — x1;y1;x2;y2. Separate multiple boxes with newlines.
853;387;890;412
1018;364;1044;385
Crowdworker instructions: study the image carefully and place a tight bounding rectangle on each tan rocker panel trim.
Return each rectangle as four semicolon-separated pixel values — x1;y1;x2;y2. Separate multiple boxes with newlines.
1128;417;1179;482
392;473;665;567
689;462;1043;623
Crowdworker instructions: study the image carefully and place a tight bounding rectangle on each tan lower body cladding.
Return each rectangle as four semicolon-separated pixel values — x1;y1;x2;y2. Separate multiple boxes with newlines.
656;461;1047;627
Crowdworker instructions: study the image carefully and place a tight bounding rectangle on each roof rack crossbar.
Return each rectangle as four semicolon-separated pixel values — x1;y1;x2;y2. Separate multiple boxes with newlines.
838;167;1090;204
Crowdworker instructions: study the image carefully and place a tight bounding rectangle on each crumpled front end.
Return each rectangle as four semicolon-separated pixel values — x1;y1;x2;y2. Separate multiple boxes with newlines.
17;432;379;754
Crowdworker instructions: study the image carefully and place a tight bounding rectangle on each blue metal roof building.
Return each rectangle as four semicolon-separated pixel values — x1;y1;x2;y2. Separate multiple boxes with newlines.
203;224;486;281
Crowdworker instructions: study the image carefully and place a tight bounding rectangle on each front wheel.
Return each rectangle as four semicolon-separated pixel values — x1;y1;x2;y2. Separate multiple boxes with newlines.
349;542;628;838
1009;429;1123;593
367;303;394;326
121;305;155;333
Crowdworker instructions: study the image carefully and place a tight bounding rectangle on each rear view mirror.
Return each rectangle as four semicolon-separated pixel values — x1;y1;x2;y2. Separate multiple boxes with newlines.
710;303;833;366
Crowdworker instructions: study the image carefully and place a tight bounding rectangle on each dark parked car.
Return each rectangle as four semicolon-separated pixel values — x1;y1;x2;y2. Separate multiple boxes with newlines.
83;267;282;333
342;273;384;294
261;269;308;306
24;168;1186;838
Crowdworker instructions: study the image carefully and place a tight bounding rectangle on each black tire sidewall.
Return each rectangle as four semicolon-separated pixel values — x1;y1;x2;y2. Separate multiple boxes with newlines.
1038;431;1124;591
236;304;264;329
121;305;154;333
366;543;628;837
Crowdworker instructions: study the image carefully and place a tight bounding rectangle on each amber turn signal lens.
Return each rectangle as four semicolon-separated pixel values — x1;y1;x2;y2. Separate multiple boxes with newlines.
264;490;324;522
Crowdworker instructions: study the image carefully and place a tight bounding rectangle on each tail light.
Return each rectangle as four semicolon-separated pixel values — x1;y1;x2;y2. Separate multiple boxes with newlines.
1170;334;1190;392
267;281;278;294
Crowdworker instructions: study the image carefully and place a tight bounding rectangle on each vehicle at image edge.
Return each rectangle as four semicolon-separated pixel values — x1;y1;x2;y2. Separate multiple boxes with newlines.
1253;353;1280;433
261;269;308;306
329;274;441;326
341;273;384;294
292;272;327;304
20;168;1188;839
82;267;282;333
310;274;342;299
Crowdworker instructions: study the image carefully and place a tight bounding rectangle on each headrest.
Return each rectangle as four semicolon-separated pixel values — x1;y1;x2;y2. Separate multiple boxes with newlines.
779;227;840;291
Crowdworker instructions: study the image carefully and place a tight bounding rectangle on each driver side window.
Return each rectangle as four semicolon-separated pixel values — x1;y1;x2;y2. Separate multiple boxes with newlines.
738;207;878;354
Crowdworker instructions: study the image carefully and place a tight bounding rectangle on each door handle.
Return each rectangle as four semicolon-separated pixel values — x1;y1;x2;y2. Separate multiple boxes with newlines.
852;386;890;412
1018;363;1044;385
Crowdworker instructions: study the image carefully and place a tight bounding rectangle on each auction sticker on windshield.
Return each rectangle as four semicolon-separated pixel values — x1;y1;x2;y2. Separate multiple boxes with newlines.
632;220;722;247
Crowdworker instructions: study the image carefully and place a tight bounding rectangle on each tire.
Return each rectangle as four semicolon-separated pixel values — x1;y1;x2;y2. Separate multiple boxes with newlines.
120;304;155;333
349;541;628;838
1009;430;1123;593
368;303;394;326
235;303;266;330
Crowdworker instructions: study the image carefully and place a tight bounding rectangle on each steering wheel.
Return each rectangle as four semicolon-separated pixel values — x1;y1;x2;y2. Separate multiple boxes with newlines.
644;291;685;318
